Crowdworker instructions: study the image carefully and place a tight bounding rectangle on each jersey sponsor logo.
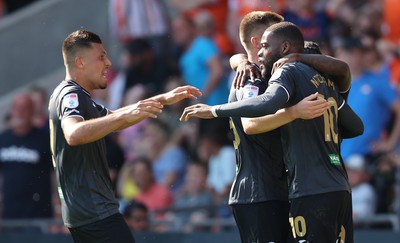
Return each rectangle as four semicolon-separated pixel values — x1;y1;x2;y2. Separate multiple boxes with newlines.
329;154;341;166
243;85;259;99
0;146;40;164
63;93;79;108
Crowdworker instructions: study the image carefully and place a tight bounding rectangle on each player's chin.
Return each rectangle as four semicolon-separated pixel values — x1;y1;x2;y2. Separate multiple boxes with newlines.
99;83;107;89
99;77;108;89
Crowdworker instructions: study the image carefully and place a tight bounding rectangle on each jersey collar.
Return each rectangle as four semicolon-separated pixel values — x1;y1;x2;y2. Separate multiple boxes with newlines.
65;80;91;96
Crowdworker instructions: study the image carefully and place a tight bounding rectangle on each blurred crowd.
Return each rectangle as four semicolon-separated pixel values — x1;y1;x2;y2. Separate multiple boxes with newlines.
1;0;400;234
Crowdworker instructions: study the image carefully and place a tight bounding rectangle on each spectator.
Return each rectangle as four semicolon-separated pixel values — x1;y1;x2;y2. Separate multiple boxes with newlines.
371;153;397;214
108;0;170;59
130;157;173;216
193;10;234;57
282;0;331;43
381;0;400;84
116;84;151;162
116;160;139;201
108;39;171;110
122;200;150;232
172;14;229;105
170;0;230;52
158;76;193;133
346;154;377;219
197;119;236;220
0;93;54;220
28;85;49;129
171;162;213;232
135;119;189;193
336;37;400;162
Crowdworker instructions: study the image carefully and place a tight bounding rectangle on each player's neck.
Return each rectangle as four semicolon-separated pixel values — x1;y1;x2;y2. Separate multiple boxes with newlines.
65;73;92;94
247;52;260;66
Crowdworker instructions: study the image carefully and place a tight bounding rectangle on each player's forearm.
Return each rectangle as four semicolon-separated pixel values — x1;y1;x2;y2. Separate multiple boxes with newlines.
63;113;144;145
242;108;294;134
215;89;286;118
297;54;351;92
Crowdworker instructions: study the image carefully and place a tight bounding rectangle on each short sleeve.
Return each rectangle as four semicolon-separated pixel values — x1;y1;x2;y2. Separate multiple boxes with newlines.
95;103;108;117
60;91;86;121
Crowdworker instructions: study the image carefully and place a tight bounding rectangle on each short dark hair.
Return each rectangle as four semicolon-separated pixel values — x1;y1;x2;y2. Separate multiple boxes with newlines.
62;29;102;68
304;41;322;54
266;22;304;52
239;11;284;50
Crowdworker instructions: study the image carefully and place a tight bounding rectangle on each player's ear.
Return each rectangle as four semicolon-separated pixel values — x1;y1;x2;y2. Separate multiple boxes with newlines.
281;41;290;55
75;56;84;69
251;36;261;49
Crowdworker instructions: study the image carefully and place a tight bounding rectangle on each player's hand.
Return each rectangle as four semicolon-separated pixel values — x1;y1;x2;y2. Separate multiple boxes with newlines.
233;61;261;89
179;103;214;121
272;53;299;74
125;99;163;123
289;92;328;120
159;85;202;105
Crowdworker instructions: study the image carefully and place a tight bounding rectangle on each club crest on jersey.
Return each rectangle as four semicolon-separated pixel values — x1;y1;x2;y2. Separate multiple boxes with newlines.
243;85;259;99
63;93;79;108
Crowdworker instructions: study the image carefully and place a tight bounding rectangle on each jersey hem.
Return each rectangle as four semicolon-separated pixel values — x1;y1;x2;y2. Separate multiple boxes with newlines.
63;208;120;228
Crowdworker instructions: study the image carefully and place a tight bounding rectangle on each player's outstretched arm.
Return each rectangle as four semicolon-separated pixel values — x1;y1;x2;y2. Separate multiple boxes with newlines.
272;53;351;95
62;99;163;146
151;85;202;105
242;93;328;134
180;85;289;121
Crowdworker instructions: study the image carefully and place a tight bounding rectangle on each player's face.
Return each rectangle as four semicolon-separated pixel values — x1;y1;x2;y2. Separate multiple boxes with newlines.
257;31;282;79
81;43;112;90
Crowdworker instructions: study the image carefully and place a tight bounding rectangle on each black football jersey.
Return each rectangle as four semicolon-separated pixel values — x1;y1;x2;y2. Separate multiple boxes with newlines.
228;77;288;205
49;80;119;227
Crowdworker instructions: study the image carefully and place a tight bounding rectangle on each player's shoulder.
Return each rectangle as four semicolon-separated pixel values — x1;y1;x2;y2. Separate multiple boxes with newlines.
52;81;81;98
278;62;315;77
238;78;266;99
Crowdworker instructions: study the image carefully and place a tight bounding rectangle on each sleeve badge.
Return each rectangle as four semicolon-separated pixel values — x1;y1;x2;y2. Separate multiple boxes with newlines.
243;85;259;99
63;93;79;108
